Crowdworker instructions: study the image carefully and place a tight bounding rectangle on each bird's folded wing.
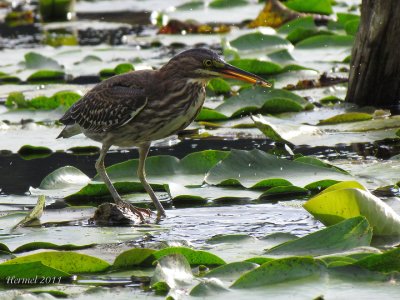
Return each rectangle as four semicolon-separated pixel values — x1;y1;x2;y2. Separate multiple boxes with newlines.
60;84;148;132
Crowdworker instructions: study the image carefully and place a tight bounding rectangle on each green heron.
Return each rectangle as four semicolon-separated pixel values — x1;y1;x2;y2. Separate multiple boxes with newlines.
58;48;271;221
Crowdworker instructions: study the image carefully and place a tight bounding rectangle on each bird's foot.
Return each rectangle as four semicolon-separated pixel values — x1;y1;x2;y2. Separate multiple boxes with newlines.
115;199;153;223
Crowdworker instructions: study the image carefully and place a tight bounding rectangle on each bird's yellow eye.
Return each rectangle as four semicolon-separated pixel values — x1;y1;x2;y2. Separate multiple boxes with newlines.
203;59;213;67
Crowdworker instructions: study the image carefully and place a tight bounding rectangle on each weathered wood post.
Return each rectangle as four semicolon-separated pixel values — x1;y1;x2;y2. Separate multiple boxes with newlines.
346;0;400;108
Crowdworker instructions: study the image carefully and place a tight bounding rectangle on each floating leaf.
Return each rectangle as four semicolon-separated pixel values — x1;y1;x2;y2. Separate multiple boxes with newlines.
0;261;69;281
114;63;134;75
209;0;247;9
205;149;351;189
27;70;65;83
13;195;45;229
176;1;203;10
356;248;400;273
304;182;400;236
231;257;322;288
266;216;372;256
25;52;62;70
284;0;333;15
153;247;225;266
13;242;95;254
229;59;282;75
203;261;258;281
18;145;53;160
2;252;110;273
214;88;307;119
230;32;291;52
296;35;354;49
113;248;156;269
208;78;231;94
318;112;373;125
5;92;28;108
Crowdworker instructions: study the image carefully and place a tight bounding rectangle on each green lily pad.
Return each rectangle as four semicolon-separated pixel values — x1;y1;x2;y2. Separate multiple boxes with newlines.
13;242;96;254
356;248;400;273
296;35;354;49
231;257;322;288
113;248;156;269
25;52;62;70
176;1;204;10
209;0;247;9
205;149;351;189
277;16;316;34
0;261;70;281
318;112;373;125
203;261;258;281
230;33;291;52
303;181;400;236
2;252;110;273
5;92;28;109
153;247;225;266
13;195;45;229
229;59;282;75
284;0;332;15
114;63;134;75
27;70;65;83
18;145;53;160
207;78;231;94
266;216;372;256
212;88;307;119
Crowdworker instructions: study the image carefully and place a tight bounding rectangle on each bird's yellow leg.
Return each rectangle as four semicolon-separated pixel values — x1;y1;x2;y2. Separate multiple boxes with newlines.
95;144;149;222
138;142;167;220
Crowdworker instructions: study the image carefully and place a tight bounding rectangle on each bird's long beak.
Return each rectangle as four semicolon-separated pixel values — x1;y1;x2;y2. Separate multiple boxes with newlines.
217;63;272;88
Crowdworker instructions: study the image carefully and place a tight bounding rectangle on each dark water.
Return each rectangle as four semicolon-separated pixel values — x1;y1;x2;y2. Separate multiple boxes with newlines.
1;137;398;195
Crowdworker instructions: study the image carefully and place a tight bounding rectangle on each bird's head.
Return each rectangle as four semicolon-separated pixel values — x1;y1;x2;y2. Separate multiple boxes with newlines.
162;48;271;87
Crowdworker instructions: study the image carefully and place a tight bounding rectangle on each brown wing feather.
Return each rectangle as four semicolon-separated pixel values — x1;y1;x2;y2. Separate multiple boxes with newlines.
60;75;148;132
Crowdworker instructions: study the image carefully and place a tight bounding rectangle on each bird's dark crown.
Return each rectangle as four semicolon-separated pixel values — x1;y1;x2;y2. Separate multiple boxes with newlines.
161;48;225;79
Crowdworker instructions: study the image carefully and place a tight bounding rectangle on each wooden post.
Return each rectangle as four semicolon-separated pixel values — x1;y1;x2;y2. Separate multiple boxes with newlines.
346;0;400;108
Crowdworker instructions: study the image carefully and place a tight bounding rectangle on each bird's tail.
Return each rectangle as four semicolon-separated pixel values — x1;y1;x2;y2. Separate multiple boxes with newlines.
57;124;82;139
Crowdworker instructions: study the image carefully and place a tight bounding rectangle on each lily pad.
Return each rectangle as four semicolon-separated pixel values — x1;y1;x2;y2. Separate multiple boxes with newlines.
318;112;373;125
2;252;110;273
203;88;307;120
25;52;62;70
356;248;400;273
230;32;292;53
113;248;156;269
231;257;322;288
284;0;332;15
205;149;351;189
13;195;45;229
229;59;282;75
27;70;65;83
209;0;248;9
0;261;70;281
303;182;400;236
153;247;226;266
266;216;372;256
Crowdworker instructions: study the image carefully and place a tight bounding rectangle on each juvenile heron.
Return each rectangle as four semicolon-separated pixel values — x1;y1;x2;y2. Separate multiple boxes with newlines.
58;48;271;221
